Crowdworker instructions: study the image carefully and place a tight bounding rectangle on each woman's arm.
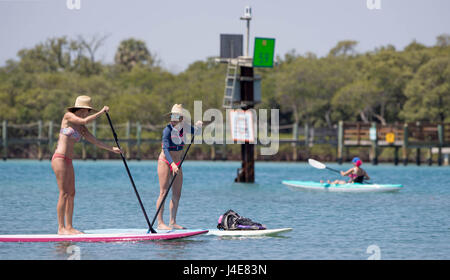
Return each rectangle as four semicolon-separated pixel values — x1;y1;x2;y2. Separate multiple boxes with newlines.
64;107;107;126
340;168;354;177
80;126;120;153
191;121;203;135
162;127;174;164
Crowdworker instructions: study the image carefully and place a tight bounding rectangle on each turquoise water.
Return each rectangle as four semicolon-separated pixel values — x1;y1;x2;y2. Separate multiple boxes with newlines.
0;160;449;260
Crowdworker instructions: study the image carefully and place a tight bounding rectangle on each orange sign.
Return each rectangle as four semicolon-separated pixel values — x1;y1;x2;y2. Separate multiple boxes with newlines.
386;132;395;144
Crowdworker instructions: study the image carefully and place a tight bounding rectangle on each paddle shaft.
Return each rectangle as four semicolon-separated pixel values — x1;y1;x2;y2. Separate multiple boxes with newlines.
105;113;156;234
326;166;340;174
151;133;195;227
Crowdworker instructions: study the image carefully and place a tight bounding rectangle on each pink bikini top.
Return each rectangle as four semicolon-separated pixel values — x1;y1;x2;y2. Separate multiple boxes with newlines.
60;127;82;142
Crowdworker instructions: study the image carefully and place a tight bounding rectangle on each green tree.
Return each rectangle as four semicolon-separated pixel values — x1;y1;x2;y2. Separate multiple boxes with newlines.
275;56;321;127
401;57;450;122
360;48;413;124
328;40;358;57
314;55;356;127
114;38;155;71
332;79;381;123
436;34;450;48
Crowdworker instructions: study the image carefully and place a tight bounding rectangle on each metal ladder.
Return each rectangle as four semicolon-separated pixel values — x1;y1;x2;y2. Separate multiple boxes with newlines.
222;62;239;108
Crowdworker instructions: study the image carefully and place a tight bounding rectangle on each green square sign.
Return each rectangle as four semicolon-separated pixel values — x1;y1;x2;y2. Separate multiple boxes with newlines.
253;37;275;68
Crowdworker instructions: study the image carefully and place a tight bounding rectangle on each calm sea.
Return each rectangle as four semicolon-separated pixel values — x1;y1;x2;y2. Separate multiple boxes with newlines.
0;160;449;259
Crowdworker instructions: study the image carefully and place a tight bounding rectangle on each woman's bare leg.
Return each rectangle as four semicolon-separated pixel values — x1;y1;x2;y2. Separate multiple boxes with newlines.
170;168;184;229
156;160;171;230
64;164;83;234
52;158;71;235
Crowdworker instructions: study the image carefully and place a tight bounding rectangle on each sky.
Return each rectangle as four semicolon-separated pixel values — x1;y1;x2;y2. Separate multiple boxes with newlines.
0;0;449;73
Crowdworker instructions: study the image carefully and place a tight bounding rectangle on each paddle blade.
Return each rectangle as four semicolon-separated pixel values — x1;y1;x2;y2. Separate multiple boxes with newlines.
308;159;326;169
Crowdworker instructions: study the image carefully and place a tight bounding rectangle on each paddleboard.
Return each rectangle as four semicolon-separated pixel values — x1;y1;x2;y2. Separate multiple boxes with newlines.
0;230;208;243
85;228;292;237
207;228;292;236
282;180;403;193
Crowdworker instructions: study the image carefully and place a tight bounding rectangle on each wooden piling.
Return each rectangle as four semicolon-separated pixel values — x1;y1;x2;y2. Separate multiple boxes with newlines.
211;144;216;160
292;122;299;161
304;123;311;159
416;148;421;166
235;65;255;183
309;126;315;148
222;124;227;160
126;121;131;160
136;121;141;161
437;124;443;166
370;122;378;165
337;120;343;165
402;123;408;166
2;120;7;160
394;146;399;166
38;120;43;160
427;147;432;166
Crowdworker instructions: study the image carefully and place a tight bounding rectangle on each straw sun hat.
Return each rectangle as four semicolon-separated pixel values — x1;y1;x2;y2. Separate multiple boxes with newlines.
167;104;185;121
170;104;184;115
67;95;98;112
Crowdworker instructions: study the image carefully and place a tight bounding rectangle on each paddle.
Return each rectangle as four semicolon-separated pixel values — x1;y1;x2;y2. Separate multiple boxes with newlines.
308;158;372;184
308;159;341;174
105;112;156;234
150;131;196;229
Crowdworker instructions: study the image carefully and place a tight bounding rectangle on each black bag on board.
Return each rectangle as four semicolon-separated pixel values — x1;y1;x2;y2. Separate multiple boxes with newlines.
217;209;266;230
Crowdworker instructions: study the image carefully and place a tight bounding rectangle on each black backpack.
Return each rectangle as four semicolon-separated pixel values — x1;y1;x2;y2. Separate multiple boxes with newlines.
217;210;266;230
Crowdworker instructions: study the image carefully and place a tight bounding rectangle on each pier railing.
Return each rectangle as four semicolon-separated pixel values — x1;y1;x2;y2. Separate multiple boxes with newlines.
338;121;450;165
1;120;449;165
0;120;165;160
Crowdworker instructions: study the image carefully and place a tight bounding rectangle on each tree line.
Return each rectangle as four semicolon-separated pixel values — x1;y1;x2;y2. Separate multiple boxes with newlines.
0;34;449;129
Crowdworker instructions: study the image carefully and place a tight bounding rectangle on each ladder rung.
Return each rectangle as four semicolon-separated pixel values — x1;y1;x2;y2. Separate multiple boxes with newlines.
223;61;239;108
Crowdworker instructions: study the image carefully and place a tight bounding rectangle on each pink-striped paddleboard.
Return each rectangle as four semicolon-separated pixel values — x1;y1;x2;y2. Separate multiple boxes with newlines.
0;230;208;243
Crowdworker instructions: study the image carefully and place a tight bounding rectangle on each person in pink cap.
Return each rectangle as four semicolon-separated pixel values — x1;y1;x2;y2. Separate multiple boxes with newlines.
326;157;370;184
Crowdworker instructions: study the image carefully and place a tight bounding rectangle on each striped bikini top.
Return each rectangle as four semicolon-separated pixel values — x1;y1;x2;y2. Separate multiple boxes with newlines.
60;127;82;142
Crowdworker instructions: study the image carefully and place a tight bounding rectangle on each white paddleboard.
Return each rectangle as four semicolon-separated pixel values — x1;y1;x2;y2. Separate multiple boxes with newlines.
206;228;292;236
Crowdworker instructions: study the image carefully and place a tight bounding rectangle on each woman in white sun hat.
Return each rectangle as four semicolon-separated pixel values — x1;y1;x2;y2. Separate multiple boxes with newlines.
51;95;121;235
156;104;202;230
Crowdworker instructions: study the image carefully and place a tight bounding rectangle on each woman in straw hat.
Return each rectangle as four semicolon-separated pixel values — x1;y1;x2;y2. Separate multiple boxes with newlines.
156;104;202;230
51;95;121;235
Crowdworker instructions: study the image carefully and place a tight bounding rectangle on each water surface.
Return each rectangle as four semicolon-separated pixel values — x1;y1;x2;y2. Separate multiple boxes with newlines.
0;160;449;259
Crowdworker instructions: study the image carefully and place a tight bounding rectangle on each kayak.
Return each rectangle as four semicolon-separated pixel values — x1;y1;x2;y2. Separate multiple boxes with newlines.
282;180;403;193
85;228;293;237
0;229;208;243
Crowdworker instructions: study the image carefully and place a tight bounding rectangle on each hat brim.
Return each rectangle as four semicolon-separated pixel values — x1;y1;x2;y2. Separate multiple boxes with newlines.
164;111;184;116
67;106;98;112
